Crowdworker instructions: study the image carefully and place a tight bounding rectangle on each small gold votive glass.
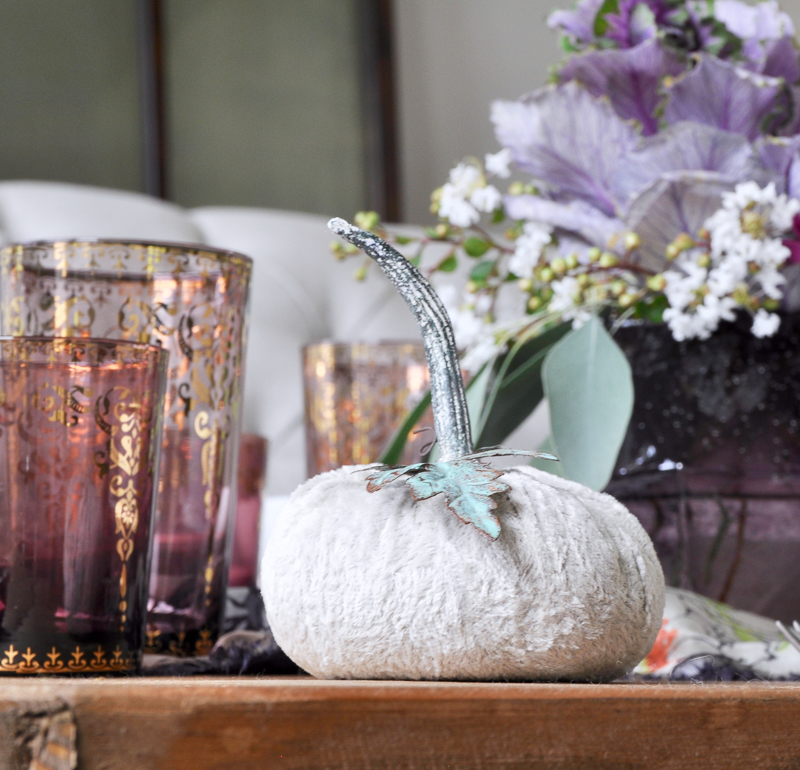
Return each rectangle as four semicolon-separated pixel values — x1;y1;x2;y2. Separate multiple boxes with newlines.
302;341;432;477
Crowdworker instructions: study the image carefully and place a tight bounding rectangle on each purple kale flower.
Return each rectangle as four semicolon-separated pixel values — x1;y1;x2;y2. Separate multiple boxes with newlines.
547;0;605;46
714;0;794;45
615;122;772;205
747;35;800;82
559;38;684;134
603;0;670;48
491;81;639;216
625;172;736;269
663;55;791;140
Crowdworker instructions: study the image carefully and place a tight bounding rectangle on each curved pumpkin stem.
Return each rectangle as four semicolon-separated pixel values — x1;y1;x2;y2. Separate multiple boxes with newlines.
328;218;473;461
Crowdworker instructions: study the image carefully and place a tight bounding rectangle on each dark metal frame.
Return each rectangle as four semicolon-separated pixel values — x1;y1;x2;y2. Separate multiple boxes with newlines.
136;0;168;199
135;0;399;219
357;0;401;221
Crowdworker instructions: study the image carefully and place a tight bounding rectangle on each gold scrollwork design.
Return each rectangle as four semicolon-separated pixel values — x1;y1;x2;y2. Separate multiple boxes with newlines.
195;411;220;521
195;629;213;656
104;389;143;629
0;644;132;674
33;383;88;428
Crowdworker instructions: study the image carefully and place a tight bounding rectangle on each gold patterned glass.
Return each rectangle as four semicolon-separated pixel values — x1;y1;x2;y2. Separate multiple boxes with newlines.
0;337;168;674
302;341;433;476
0;241;252;656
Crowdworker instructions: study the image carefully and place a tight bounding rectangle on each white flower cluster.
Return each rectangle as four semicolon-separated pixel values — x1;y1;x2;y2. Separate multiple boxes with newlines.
436;155;508;228
508;221;553;278
548;277;592;328
662;182;799;341
436;284;501;373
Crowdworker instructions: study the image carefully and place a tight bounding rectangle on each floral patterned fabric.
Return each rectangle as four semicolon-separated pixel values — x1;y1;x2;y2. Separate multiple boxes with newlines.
636;587;800;680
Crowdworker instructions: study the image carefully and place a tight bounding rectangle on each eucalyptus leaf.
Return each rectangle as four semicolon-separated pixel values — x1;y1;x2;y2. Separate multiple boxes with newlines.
542;316;633;490
465;361;494;445
476;322;570;448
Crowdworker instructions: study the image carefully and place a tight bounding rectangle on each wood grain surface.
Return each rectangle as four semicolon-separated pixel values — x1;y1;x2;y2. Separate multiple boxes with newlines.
0;678;798;769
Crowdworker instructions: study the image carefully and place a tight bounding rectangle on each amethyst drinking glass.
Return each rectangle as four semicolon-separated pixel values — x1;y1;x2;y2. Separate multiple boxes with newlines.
0;241;252;656
0;337;168;674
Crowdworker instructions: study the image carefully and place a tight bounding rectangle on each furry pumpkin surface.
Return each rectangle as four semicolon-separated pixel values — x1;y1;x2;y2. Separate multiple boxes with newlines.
262;464;664;681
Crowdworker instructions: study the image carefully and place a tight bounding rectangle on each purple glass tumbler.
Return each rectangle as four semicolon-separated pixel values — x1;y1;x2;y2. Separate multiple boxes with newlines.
0;337;168;674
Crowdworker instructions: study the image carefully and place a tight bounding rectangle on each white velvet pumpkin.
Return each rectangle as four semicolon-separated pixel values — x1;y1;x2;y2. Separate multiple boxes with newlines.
262;464;664;681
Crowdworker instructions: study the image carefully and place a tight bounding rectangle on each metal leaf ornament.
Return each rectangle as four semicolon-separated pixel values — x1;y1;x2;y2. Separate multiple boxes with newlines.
329;218;558;540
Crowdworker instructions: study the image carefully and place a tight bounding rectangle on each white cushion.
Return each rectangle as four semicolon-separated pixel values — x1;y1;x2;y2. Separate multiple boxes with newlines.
0;180;203;245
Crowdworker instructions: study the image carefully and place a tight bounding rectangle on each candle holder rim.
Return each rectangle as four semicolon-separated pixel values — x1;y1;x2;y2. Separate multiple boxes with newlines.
302;339;425;353
0;238;253;269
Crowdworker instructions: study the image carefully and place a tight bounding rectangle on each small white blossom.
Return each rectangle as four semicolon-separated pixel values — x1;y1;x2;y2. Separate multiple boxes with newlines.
770;195;800;231
438;187;480;228
437;284;485;350
751;308;781;337
694;293;738;336
663;308;696;341
437;163;486;227
757;266;786;299
461;336;501;374
663;254;708;311
484;149;513;178
448;163;483;197
473;293;493;316
707;257;747;296
508;222;552;278
548;276;589;327
437;285;502;373
469;184;503;214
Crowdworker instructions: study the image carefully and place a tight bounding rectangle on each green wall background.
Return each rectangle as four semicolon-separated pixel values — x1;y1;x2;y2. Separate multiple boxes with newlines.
0;0;143;192
0;0;369;217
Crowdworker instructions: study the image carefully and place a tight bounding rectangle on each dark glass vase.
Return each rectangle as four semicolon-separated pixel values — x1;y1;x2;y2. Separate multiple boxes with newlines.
606;313;800;622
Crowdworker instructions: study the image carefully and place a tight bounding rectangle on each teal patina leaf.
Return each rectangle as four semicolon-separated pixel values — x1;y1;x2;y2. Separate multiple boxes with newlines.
406;459;509;539
365;464;425;492
362;448;558;540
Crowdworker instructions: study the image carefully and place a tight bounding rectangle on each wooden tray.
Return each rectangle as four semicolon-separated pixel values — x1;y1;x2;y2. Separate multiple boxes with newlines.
2;677;799;769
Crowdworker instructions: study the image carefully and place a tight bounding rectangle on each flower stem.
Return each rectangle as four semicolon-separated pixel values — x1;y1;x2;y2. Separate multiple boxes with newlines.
328;218;473;461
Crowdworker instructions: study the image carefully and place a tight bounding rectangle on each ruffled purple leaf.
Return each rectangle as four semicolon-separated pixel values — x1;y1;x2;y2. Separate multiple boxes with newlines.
714;0;795;43
491;82;639;216
604;0;661;48
547;0;605;45
663;55;790;140
559;39;684;134
758;36;800;82
625;171;735;269
615;122;773;205
755;135;800;194
505;194;626;250
778;84;800;136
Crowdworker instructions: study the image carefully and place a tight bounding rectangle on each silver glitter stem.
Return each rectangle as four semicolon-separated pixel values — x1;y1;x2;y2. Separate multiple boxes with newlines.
328;218;473;461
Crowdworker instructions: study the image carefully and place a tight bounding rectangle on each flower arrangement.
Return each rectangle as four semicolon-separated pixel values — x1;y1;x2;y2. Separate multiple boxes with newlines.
334;0;800;490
